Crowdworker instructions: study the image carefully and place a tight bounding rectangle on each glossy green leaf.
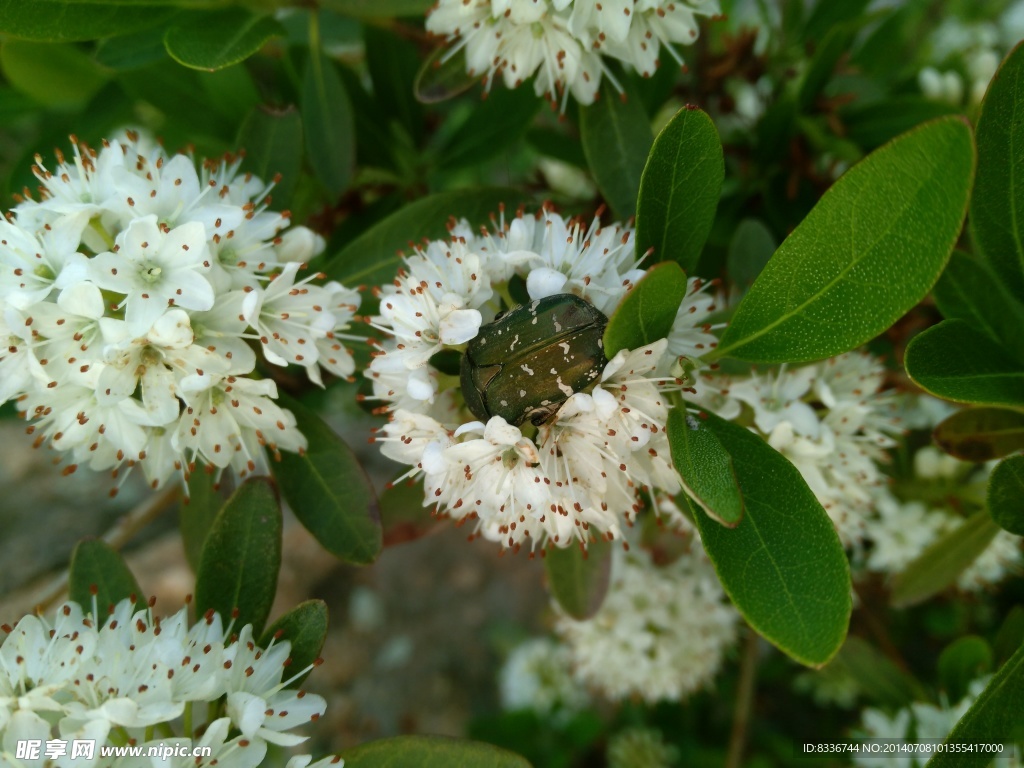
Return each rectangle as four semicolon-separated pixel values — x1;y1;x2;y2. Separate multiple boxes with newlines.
1;41;108;108
938;635;993;702
716;117;975;363
236;105;303;208
971;41;1024;297
164;9;284;71
580;81;653;220
274;394;382;565
603;261;687;358
928;641;1024;767
635;107;723;272
181;469;223;571
890;511;1001;608
259;600;329;687
320;0;432;17
438;86;541;171
340;736;531;767
69;540;143;621
933;251;1024;364
195;477;282;636
692;412;851;667
727;218;776;292
544;538;612;621
667;408;743;527
933;407;1024;462
0;1;175;42
324;188;530;287
988;455;1024;536
414;45;476;104
302;52;355;199
905;319;1024;407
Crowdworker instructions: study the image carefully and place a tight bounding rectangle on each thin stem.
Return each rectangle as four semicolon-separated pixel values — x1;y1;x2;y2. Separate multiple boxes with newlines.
725;626;760;768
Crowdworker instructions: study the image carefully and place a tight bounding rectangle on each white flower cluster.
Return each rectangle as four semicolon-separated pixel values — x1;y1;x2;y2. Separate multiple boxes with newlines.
606;727;679;768
854;678;1019;768
426;0;720;107
498;637;589;718
0;599;338;768
918;3;1024;106
554;544;739;703
0;132;360;491
368;207;721;551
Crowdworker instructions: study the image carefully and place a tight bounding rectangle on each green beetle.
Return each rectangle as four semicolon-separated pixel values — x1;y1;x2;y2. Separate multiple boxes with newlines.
460;293;609;427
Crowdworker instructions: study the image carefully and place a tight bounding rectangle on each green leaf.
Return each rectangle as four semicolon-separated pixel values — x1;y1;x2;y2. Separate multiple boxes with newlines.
841;97;957;150
905;319;1024;407
544;538;612;620
364;25;424;143
667;408;743;527
259;600;329;687
603;261;687;358
414;45;476;104
324;188;530;287
236;105;303;209
580;81;653;220
798;25;855;110
802;0;871;41
319;0;432;18
727;218;776;292
971;41;1024;297
438;86;541;171
200;64;260;123
0;1;175;42
988;455;1024;536
274;394;382;565
933;407;1024;462
691;412;851;667
927;641;1024;767
195;477;282;635
164;9;284;71
95;27;169;70
181;470;222;571
716;116;975;363
0;41;108;108
302;51;355;200
635;107;723;273
938;635;993;703
994;606;1024;666
68;540;143;620
933;251;1024;364
829;636;923;707
890;511;1001;608
340;735;532;767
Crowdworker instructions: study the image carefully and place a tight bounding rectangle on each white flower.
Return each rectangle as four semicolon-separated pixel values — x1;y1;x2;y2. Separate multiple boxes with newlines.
426;0;719;107
498;637;589;717
0;132;360;490
729;364;821;438
555;544;738;702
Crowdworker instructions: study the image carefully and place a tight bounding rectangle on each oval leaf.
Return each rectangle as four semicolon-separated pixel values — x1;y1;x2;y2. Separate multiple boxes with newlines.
716;116;975;363
236;104;303;209
692;412;852;667
324;188;530;287
635;106;724;273
580;80;653;220
164;9;284;71
727;218;776;292
905;319;1024;407
302;51;355;199
259;599;329;688
274;393;382;565
544;538;612;620
971;41;1024;297
934;407;1024;462
340;735;532;767
195;476;282;636
0;1;176;42
890;511;1001;608
928;640;1024;767
938;635;993;703
988;455;1024;536
667;408;743;527
69;540;143;621
603;261;687;358
933;251;1024;364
